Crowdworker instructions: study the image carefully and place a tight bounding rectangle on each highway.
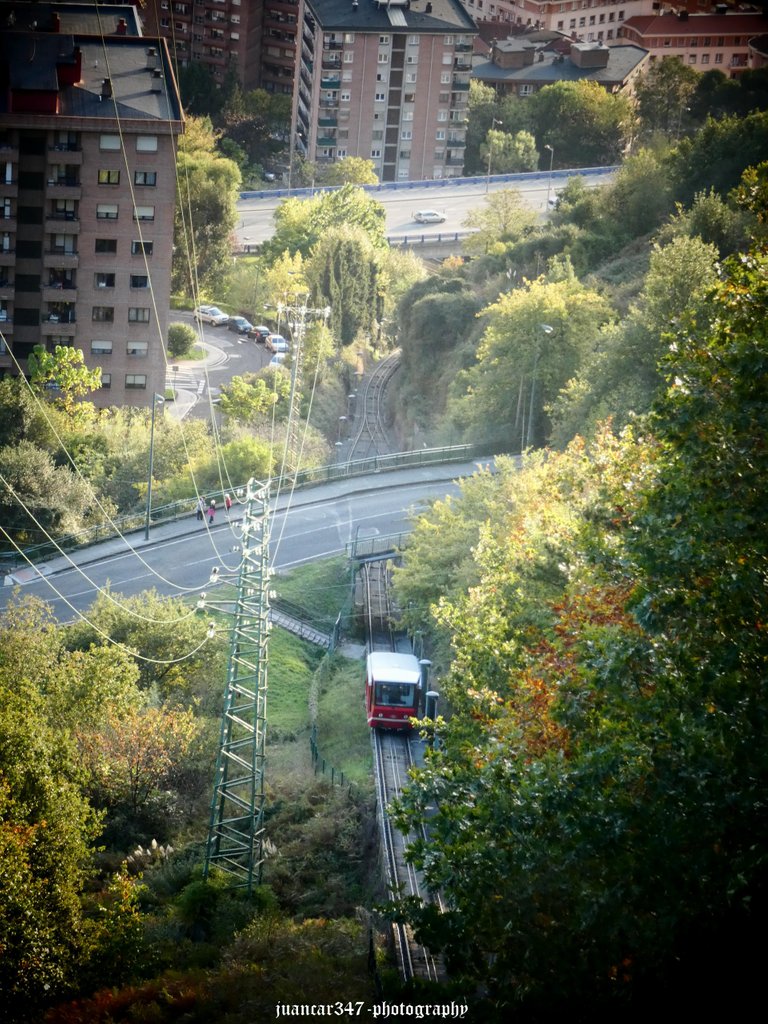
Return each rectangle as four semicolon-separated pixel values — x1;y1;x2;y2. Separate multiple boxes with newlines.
0;463;491;623
237;169;614;247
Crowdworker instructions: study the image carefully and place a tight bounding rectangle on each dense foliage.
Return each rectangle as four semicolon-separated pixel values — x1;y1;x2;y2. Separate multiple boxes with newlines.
392;240;768;1017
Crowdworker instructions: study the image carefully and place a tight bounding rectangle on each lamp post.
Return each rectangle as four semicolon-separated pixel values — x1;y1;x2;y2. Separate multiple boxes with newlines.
485;117;503;193
525;324;554;449
144;392;164;541
347;393;356;421
544;143;554;210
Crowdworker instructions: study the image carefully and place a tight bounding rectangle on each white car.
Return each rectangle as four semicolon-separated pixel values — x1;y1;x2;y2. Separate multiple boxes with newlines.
268;334;290;353
194;305;229;326
413;209;446;224
269;352;287;366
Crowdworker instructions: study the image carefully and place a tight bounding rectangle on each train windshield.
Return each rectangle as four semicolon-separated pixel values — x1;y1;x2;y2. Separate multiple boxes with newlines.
375;682;416;708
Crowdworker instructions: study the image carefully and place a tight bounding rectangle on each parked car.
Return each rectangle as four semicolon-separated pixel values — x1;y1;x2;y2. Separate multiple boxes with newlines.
268;334;290;353
269;352;287;366
194;305;229;325
412;209;446;224
228;315;254;335
249;324;272;344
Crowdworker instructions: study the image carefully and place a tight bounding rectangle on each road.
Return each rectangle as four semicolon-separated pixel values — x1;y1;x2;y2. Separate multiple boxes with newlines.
237;170;612;247
1;466;487;623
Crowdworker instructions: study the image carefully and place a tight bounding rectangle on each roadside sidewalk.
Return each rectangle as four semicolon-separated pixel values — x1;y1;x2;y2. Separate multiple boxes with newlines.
4;459;493;586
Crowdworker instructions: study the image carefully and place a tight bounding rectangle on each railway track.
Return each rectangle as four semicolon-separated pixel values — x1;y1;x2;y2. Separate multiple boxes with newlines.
362;558;445;983
347;351;401;463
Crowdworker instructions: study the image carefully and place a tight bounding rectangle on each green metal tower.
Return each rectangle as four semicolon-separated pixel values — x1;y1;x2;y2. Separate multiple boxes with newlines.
203;477;271;893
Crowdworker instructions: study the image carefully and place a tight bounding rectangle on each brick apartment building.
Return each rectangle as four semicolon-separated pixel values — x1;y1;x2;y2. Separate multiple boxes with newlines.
0;25;183;408
458;0;659;44
294;0;477;182
618;10;768;74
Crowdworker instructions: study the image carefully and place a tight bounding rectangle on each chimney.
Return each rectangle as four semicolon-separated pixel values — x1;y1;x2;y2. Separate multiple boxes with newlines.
426;1;432;11
101;78;113;99
116;18;127;35
150;68;163;93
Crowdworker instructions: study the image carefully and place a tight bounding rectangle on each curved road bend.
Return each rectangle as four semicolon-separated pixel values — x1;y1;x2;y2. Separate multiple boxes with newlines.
1;460;498;623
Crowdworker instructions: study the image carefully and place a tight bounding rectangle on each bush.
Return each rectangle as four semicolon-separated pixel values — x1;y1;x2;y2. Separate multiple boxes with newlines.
168;322;198;359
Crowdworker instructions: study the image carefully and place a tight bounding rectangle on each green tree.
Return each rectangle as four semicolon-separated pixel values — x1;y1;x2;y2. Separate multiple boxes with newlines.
173;116;241;297
306;225;383;346
669;109;768;206
315;156;379;186
464;80;500;175
635;56;699;138
219;370;290;424
529;80;634;167
480;129;538;175
167;321;198;360
462;188;538;256
264;184;386;261
27;344;101;414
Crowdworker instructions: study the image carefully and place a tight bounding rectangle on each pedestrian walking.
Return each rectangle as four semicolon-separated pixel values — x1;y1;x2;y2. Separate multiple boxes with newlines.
207;499;216;525
224;493;232;514
196;497;205;521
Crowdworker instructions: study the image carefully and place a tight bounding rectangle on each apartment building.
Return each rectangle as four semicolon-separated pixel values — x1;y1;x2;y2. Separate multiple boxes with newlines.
456;0;659;43
618;10;768;73
0;30;183;408
296;0;477;182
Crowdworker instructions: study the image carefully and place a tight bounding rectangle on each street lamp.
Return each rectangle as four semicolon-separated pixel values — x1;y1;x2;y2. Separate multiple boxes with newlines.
486;117;503;193
347;393;356;421
544;143;554;210
144;392;165;541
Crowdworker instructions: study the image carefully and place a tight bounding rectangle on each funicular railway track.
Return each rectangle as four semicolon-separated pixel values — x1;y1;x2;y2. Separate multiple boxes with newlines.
362;561;443;983
347;351;401;463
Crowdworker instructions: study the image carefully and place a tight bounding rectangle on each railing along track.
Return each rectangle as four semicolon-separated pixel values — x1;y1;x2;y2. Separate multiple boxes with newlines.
347;352;401;463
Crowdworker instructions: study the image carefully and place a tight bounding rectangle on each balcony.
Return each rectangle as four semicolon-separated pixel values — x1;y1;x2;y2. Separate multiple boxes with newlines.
318;115;337;127
0;278;12;298
320;75;340;89
445;156;464;167
455;42;472;53
447;136;466;147
323;40;342;51
42;309;76;326
41;318;76;338
42;284;77;303
0;143;19;162
45;215;80;234
0;179;18;199
451;79;470;91
321;58;342;71
0;249;14;267
316;136;336;147
0;215;16;233
48;145;83;165
46;179;82;200
44;250;78;268
453;59;471;71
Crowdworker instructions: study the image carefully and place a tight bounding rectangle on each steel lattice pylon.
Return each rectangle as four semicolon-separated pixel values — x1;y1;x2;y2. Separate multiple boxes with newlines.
204;478;271;893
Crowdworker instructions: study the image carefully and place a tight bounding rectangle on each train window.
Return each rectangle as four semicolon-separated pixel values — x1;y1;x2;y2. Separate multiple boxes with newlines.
376;683;415;707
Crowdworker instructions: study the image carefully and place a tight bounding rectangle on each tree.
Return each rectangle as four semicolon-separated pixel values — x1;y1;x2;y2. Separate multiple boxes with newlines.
462;188;538;255
315;156;379;186
173;117;241;297
219;370;290;424
464;80;501;175
529;80;634;167
263;184;387;261
167;321;198;360
635;56;699;138
27;344;101;414
306;225;383;346
669;109;768;206
480;129;538;175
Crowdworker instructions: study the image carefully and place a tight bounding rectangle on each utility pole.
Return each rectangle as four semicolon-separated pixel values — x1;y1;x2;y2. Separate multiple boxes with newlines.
203;477;271;893
279;296;330;473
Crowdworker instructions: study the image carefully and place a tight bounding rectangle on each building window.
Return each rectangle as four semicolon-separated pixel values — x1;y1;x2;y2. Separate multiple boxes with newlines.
92;306;114;322
371;149;381;158
372;130;384;141
442;53;452;64
342;70;352;81
403;111;414;121
100;373;112;389
406;72;417;83
401;130;413;140
444;35;454;45
136;136;158;153
437;110;448;121
99;134;120;151
96;203;118;220
404;93;416;103
379;35;390;44
344;51;354;62
341;91;351;101
134;170;157;186
95;238;117;254
130;274;149;289
441;71;451;83
408;35;419;45
714;53;723;63
127;341;148;356
133;206;155;222
94;272;115;288
344;33;355;43
128;307;151;323
98;169;120;184
125;374;147;389
436;130;446;140
375;92;386;102
91;340;113;355
131;240;153;255
519;84;533;96
701;53;710;64
378;53;389;63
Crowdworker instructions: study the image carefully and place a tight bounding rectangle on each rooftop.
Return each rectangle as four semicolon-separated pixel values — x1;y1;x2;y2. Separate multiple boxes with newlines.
473;43;649;87
307;0;476;34
0;2;141;35
622;12;768;36
0;32;182;122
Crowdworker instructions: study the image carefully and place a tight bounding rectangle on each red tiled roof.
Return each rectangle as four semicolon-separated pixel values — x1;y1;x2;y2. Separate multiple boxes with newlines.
622;13;768;36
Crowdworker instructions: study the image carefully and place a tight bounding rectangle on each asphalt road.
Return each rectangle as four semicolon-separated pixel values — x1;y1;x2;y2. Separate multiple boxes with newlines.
237;170;613;247
1;465;490;622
